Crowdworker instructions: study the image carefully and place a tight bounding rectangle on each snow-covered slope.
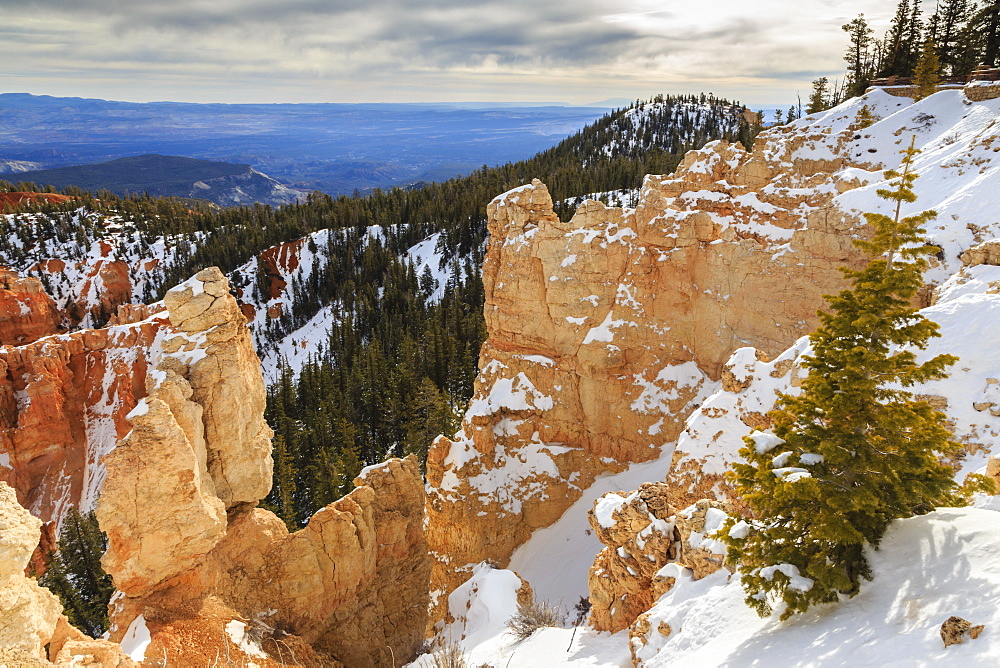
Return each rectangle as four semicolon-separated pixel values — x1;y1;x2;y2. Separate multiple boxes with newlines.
227;226;454;381
421;506;1000;667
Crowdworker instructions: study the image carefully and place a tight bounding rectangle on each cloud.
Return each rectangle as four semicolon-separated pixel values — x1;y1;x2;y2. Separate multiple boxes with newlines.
0;0;899;105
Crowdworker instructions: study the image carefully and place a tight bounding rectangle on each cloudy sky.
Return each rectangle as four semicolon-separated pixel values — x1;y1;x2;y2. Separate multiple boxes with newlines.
1;0;902;107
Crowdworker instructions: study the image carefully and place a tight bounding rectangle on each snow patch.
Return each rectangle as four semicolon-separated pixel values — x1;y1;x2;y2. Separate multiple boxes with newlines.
120;615;151;662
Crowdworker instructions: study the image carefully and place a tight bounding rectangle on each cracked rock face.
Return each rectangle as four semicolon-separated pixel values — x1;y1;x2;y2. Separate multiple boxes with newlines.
97;266;272;597
425;128;877;617
587;486;728;634
90;268;429;667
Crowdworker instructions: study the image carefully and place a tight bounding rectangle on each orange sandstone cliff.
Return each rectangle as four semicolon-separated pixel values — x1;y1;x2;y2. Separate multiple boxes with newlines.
424;115;891;615
0;266;430;666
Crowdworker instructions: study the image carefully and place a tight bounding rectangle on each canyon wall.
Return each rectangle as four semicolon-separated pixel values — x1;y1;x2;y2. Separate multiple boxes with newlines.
425;88;1000;615
425;123;873;614
0;266;431;666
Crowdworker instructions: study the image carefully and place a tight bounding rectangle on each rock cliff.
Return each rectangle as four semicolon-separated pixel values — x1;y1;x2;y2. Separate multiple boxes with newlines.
0;267;61;345
84;269;430;666
425;88;1000;616
0;480;134;666
425;121;871;614
0;298;159;525
0;266;430;666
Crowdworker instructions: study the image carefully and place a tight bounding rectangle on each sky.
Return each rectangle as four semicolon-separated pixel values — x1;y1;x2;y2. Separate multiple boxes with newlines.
0;0;905;107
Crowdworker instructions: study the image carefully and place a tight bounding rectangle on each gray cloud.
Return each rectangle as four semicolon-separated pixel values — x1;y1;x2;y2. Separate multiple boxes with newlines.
0;1;898;105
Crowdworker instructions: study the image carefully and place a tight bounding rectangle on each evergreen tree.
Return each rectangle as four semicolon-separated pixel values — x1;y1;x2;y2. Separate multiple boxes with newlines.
973;1;1000;66
270;434;299;529
807;78;831;114
931;0;976;74
882;0;922;76
843;14;877;96
913;38;942;100
404;377;459;467
721;139;986;620
40;509;114;637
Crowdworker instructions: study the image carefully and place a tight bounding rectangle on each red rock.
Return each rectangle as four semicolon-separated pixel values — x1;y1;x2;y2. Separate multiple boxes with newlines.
0;267;61;346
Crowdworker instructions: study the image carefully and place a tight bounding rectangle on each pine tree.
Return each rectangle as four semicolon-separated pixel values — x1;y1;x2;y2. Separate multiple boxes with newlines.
973;1;1000;67
842;14;877;97
721;139;985;620
40;509;115;637
931;0;976;74
404;377;459;467
807;77;830;114
271;434;299;529
913;38;942;100
882;0;911;76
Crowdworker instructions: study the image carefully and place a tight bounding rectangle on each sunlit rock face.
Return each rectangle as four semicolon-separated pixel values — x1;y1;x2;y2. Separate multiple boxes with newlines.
425;89;1000;618
90;269;429;667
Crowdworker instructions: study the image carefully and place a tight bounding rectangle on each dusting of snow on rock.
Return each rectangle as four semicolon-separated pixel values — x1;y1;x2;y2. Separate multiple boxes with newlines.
466;372;554;417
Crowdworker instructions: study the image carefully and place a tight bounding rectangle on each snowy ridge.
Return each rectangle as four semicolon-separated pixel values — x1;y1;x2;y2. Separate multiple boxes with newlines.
0;202;456;381
596;98;749;162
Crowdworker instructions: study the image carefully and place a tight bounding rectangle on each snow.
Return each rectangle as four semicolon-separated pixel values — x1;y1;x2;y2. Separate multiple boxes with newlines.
172;273;205;297
120;615;151;662
757;563;814;592
80;346;143;514
125;398;149;419
225;619;268;659
593;490;639;529
444;563;523;650
630;362;707;415
466;372;554;418
357;460;393;481
406;232;449;302
413;563;630;668
634;508;1000;667
727;520;750;540
440;432;565;514
508;454;680;608
583;311;629;344
751;431;785;455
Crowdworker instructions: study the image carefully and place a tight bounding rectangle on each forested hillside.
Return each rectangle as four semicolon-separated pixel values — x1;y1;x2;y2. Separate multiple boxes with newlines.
0;94;758;524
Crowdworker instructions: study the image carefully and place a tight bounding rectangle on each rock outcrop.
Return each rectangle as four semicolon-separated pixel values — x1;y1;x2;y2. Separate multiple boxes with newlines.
0;480;61;659
0;297;160;524
941;616;985;647
88;268;429;667
425;118;877;615
0;480;134;666
425;89;1000;614
587;486;728;633
0;265;430;665
0;267;61;345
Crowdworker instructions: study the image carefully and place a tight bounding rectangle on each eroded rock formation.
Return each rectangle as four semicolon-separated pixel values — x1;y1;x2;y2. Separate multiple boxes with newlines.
425;117;880;614
87;268;429;667
0;480;134;666
587;486;728;633
0;267;61;345
0;298;159;524
0;265;430;665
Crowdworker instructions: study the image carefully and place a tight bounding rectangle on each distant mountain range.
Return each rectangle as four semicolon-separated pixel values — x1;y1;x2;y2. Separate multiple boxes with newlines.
0;93;608;197
10;154;303;207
